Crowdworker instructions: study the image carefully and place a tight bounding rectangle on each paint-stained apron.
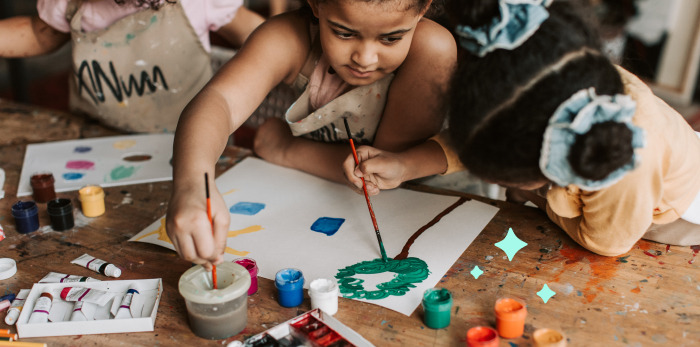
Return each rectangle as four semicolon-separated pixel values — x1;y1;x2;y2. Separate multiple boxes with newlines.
285;37;394;144
67;0;212;133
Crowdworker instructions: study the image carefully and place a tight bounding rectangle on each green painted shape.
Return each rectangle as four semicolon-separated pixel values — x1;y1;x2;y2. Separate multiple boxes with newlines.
110;165;137;181
125;33;135;44
335;257;430;300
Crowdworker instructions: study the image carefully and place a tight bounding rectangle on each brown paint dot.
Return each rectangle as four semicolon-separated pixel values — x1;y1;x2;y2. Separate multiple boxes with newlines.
122;154;152;162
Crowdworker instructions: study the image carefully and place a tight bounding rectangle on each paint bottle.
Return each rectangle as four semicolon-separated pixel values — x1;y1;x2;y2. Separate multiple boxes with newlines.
233;258;259;295
30;173;56;203
4;289;30;325
178;261;251;339
71;253;122;277
47;198;74;231
79;185;105;217
466;326;500;347
494;297;528;338
275;268;304;308
309;278;339;315
533;328;567;347
421;288;453;329
11;200;39;234
28;291;53;323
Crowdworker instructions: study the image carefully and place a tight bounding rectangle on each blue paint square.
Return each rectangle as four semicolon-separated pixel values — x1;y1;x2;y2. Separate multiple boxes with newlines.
311;217;345;236
229;202;266;216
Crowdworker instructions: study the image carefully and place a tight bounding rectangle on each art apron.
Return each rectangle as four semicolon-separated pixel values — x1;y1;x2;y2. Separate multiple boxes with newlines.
285;35;394;144
67;0;212;133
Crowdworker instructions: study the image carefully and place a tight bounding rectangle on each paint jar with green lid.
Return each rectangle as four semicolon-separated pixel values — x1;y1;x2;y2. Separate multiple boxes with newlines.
422;287;453;329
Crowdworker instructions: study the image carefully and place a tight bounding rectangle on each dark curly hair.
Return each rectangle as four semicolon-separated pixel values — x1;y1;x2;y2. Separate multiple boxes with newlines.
446;0;631;186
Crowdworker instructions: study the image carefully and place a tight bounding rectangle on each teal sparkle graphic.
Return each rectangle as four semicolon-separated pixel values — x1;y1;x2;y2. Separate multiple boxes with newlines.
537;284;556;303
470;266;484;279
494;228;528;261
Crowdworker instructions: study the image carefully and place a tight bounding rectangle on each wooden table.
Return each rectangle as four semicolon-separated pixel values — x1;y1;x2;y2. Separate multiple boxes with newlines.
0;98;698;346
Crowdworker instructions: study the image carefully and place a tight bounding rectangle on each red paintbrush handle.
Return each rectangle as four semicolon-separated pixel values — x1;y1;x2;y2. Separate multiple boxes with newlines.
349;139;380;232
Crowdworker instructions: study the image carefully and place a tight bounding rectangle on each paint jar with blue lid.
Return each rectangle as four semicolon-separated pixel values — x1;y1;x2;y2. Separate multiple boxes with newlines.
422;287;453;329
275;268;305;307
11;200;40;234
47;198;74;231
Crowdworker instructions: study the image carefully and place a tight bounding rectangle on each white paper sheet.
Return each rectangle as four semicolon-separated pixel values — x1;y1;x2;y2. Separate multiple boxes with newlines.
17;134;173;197
131;157;498;315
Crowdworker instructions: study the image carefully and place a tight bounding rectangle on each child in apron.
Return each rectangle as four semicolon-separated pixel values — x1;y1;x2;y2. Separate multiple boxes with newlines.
0;0;263;133
165;1;457;267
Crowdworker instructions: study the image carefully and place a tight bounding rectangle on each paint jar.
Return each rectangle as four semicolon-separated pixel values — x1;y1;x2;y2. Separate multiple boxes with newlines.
178;262;251;339
466;326;499;347
309;278;339;315
234;258;259;295
421;288;453;329
79;185;105;217
11;200;39;234
494;297;528;338
275;268;304;308
30;172;56;203
533;328;567;347
47;198;74;231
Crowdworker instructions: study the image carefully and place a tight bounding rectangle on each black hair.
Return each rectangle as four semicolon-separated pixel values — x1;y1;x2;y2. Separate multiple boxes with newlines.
446;0;632;186
114;0;176;10
307;0;437;15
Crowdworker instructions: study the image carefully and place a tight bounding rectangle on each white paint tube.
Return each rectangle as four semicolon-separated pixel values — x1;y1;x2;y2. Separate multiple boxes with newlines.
70;301;97;321
4;289;30;325
60;287;113;306
70;253;121;278
39;272;100;283
28;291;54;323
114;285;140;319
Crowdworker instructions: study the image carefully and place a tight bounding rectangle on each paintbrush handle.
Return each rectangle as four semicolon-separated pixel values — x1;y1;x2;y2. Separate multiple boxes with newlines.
205;173;218;289
349;140;380;230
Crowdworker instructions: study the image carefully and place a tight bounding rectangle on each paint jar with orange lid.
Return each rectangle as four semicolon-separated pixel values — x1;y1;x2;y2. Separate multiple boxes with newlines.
30;172;56;203
79;185;105;217
533;328;567;347
494;297;527;338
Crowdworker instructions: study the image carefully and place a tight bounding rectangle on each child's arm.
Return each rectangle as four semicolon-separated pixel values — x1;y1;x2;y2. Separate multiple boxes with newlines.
166;13;310;267
255;18;457;184
343;140;448;196
214;7;265;48
0;16;69;57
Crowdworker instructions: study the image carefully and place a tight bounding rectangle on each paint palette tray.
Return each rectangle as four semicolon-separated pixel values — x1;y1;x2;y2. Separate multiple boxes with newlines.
243;309;373;347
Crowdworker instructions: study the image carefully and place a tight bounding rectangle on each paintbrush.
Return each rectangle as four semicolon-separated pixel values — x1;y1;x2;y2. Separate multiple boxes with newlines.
344;120;388;262
205;173;218;289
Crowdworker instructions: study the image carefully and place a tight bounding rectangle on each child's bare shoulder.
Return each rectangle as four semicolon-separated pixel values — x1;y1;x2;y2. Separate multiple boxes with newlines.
411;18;456;57
252;10;311;51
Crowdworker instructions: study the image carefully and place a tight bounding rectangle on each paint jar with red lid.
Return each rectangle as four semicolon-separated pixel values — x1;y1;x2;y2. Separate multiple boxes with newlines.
30;172;56;203
47;198;75;231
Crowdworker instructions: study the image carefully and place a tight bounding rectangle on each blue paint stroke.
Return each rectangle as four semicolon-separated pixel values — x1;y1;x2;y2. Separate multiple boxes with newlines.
311;217;345;236
74;146;92;153
229;202;266;216
62;172;85;181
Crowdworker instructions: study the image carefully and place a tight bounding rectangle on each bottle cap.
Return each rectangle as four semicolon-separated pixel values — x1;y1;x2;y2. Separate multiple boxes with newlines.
0;258;17;280
105;264;122;278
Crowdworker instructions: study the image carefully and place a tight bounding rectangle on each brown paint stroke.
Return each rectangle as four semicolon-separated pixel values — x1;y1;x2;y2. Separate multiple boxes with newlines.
394;197;469;260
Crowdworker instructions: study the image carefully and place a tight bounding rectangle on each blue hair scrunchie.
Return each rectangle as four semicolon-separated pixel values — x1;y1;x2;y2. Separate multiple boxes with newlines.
539;88;646;190
455;0;553;57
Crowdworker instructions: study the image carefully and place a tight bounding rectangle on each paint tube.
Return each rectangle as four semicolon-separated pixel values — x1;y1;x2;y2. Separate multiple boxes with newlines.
70;253;121;278
38;272;100;283
28;291;53;323
4;289;30;325
70;301;97;321
114;285;139;319
60;287;113;306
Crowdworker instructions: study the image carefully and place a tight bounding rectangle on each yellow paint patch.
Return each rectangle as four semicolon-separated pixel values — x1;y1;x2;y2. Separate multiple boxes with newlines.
113;139;137;149
222;189;237;195
225;247;250;256
227;225;263;238
134;218;172;244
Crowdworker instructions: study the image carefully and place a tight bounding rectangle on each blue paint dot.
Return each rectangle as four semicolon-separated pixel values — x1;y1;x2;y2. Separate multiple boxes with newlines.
310;217;345;236
62;172;85;180
73;146;92;153
229;202;266;216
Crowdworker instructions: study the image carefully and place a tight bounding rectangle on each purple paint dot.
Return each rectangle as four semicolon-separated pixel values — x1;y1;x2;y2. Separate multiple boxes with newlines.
73;146;92;153
65;160;95;170
311;217;345;236
229;202;266;216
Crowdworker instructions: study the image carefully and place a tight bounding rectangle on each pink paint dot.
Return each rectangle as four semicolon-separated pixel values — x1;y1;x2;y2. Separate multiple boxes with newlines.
65;160;95;170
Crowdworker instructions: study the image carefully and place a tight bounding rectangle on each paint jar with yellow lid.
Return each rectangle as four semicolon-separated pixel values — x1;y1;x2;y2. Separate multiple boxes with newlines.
79;185;105;217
